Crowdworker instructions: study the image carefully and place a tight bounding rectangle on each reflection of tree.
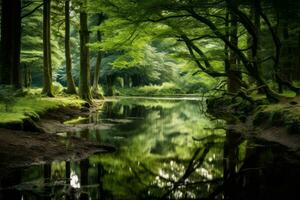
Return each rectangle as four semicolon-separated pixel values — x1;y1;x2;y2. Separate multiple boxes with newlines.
95;100;226;199
161;143;217;199
223;129;243;200
0;169;22;199
66;161;71;185
80;159;89;200
130;140;224;200
43;164;52;200
222;129;300;200
97;163;105;200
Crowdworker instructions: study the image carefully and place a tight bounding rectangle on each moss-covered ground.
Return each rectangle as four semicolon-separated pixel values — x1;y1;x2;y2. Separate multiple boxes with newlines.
0;94;84;126
253;97;300;134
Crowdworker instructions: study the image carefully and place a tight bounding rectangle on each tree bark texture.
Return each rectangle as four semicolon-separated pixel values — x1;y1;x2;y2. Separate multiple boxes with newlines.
65;0;77;94
79;3;92;102
92;14;105;98
227;0;242;93
0;0;22;88
42;0;54;96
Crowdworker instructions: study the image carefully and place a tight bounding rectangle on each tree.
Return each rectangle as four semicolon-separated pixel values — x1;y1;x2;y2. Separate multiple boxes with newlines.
79;0;92;102
0;0;22;88
91;14;105;98
65;0;77;94
227;0;241;93
42;0;54;97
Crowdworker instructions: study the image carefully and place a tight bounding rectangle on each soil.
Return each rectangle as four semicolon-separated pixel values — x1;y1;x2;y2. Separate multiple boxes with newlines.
0;101;115;173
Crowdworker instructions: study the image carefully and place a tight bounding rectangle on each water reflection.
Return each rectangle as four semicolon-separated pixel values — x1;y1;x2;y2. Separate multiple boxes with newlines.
0;98;299;200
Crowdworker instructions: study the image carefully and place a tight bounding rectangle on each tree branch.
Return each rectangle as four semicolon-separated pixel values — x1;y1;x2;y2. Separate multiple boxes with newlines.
21;2;44;19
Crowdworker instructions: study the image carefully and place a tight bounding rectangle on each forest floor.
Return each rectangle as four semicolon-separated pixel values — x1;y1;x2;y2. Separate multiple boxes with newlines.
0;96;115;172
208;96;300;154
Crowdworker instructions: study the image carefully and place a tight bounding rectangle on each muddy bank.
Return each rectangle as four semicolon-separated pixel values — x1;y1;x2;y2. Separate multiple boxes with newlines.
35;104;114;134
0;101;115;174
0;128;115;171
207;96;300;153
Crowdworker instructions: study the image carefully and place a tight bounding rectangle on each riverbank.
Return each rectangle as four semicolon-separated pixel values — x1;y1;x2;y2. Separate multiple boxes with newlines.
0;95;85;130
207;96;300;153
0;95;115;172
0;128;115;171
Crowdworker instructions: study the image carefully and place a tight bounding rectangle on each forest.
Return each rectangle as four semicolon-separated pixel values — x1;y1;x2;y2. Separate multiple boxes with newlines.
0;0;300;200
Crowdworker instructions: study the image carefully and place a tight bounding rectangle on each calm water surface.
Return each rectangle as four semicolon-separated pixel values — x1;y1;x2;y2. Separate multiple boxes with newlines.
0;98;299;200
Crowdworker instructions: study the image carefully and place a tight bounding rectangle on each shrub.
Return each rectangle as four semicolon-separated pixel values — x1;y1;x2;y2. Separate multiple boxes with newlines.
92;85;105;99
0;86;19;112
52;82;64;95
118;82;183;96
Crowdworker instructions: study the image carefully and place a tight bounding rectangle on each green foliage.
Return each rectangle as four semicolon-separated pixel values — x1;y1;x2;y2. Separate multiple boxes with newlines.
52;82;64;95
0;95;84;125
92;85;105;99
118;82;183;96
21;1;68;86
0;86;19;112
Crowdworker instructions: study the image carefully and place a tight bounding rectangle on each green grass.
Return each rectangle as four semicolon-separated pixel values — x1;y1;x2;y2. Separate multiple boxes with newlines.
0;95;84;125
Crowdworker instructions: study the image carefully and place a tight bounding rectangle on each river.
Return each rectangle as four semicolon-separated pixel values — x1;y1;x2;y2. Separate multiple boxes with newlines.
0;97;299;200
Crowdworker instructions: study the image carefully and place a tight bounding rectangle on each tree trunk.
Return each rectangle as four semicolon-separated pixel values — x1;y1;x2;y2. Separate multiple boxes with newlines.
42;0;54;97
23;64;32;88
297;31;300;81
249;0;264;94
92;14;104;98
131;74;141;87
79;2;92;103
106;75;114;96
0;0;22;88
123;75;130;88
224;9;231;82
227;0;241;93
65;0;77;94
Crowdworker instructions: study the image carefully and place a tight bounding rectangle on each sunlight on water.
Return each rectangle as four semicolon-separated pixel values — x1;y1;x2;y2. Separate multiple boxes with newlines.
70;171;80;189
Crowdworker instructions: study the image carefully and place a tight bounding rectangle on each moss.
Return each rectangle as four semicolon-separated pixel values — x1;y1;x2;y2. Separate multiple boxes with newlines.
64;116;89;125
252;99;300;135
270;110;285;126
253;110;271;126
0;95;84;127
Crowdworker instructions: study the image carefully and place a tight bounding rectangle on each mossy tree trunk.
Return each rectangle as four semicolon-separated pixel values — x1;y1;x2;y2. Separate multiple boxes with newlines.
42;0;54;97
92;14;105;99
65;0;77;94
79;2;92;103
227;0;241;93
0;0;22;88
105;75;114;96
123;75;130;88
24;64;32;88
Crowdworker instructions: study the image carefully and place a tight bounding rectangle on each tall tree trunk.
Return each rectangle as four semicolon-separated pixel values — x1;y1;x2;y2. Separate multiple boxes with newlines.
79;2;92;102
105;75;114;96
248;0;263;93
224;9;231;82
297;31;300;81
24;64;32;88
0;0;22;88
65;0;77;94
227;0;242;93
92;14;104;99
42;0;54;97
123;75;130;88
278;20;292;93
